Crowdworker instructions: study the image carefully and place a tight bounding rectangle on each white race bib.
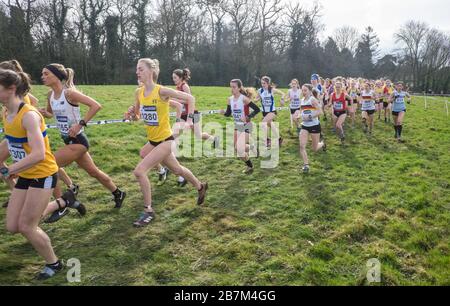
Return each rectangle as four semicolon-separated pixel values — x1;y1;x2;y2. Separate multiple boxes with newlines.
302;110;314;122
334;102;343;110
8;143;27;163
141;106;159;126
56;115;70;135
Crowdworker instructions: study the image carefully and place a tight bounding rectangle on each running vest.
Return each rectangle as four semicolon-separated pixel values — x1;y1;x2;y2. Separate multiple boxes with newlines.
331;92;348;112
375;87;384;100
289;88;301;110
3;103;58;179
300;96;320;127
139;85;172;142
384;86;394;97
229;94;250;126
258;88;275;113
361;90;376;111
392;91;407;112
50;89;83;137
348;88;359;101
177;82;192;115
23;94;32;105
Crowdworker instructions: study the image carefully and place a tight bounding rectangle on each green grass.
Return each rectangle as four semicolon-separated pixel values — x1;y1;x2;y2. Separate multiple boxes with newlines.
0;86;449;286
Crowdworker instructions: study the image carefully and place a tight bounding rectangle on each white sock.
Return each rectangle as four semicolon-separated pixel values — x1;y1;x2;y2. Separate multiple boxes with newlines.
159;167;166;175
178;176;185;182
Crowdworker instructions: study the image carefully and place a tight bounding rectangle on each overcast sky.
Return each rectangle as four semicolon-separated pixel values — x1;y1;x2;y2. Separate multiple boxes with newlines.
315;0;450;55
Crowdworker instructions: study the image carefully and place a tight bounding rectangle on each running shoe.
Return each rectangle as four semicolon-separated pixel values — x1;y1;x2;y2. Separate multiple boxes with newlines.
157;168;169;186
113;190;126;209
243;167;254;175
197;183;208;205
178;176;188;187
302;165;310;174
133;211;156;228
44;207;70;224
36;261;64;280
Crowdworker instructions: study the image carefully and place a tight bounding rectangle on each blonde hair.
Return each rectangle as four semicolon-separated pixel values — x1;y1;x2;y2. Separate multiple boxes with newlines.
138;58;160;81
48;63;75;88
0;60;24;73
290;79;299;88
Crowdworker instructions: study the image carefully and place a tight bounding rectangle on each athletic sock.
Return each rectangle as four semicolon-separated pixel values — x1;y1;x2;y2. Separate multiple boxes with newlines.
112;188;122;197
47;260;62;270
398;125;403;137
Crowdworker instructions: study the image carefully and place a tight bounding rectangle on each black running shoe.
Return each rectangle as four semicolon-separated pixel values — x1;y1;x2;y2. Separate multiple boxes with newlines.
302;164;310;174
197;183;208;205
113;190;126;209
36;261;64;280
2;198;9;208
44;207;70;224
178;177;188;187
70;184;80;196
243;167;254;175
133;211;156;228
157;168;169;186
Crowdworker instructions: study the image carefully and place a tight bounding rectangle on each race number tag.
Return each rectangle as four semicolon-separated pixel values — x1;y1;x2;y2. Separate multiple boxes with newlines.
8;142;27;163
363;101;373;109
302;110;313;122
141;106;159;126
56;116;70;135
334;102;343;110
263;97;272;108
232;109;243;123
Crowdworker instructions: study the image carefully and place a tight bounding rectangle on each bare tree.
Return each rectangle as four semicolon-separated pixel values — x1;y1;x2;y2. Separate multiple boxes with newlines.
255;0;284;76
333;26;359;54
395;20;429;88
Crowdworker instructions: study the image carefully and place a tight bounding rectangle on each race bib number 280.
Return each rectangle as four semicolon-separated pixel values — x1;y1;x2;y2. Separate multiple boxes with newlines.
141;106;159;126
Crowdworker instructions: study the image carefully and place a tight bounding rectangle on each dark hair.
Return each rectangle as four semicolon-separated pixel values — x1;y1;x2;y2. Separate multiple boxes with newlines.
261;76;275;92
0;69;31;97
0;60;24;73
230;79;256;100
173;68;191;82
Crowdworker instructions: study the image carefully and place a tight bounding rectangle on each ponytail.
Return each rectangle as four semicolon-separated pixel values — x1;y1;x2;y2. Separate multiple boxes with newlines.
46;63;76;89
173;68;191;82
0;59;24;73
0;69;31;98
65;68;75;88
231;79;256;100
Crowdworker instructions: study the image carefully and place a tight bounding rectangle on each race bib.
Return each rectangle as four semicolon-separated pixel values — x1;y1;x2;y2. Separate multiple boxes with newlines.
141;106;159;126
334;102;343;110
233;110;243;122
291;99;301;109
263;97;272;107
363;101;374;109
8;142;27;163
56;115;70;135
302;110;313;122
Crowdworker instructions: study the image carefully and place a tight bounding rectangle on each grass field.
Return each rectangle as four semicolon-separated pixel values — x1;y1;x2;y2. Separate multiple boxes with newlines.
0;86;449;286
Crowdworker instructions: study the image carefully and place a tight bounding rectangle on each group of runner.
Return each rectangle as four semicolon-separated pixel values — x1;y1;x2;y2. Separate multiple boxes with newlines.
0;58;411;280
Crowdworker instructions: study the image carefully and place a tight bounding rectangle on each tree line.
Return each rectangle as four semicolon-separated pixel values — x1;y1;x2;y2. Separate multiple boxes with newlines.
0;0;449;92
